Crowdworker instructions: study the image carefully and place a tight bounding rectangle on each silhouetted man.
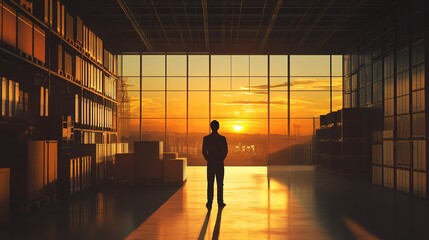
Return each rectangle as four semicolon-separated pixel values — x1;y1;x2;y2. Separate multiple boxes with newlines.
202;120;228;210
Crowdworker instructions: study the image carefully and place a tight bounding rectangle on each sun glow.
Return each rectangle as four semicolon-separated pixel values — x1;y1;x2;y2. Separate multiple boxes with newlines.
233;125;243;132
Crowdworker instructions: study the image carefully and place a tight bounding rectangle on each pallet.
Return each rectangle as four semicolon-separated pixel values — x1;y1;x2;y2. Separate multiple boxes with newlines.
75;40;83;47
66;37;74;46
74;42;83;52
33;58;45;67
19;50;33;61
20;0;33;14
65;73;74;81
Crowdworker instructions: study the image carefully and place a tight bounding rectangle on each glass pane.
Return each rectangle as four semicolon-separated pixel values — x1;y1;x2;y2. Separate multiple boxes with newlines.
270;91;287;118
373;81;383;102
142;55;165;76
141;119;165;136
125;91;140;118
290;77;330;90
212;77;231;90
396;47;409;73
270;77;287;90
142;77;165;90
290;55;330;76
167;55;186;76
413;113;425;137
289;118;315;138
250;55;267;76
189;119;209;134
332;55;343;76
166;119;187;156
397;71;409;96
122;55;140;76
232;55;249;76
269;119;288;136
189;91;208;118
211;55;231;76
167;77;186;90
142;92;165;118
189;77;209;90
167;91;186;118
188;119;209;165
397;114;410;138
250;77;268;91
219;119;267;135
332;91;343;112
412;64;425;91
268;119;289;159
270;55;288;76
218;118;267;165
122;76;140;91
117;55;123;76
189;55;209;76
290;91;330;118
412;90;425;113
232;77;249;90
211;91;268;119
332;77;342;90
373;60;382;82
119;118;140;143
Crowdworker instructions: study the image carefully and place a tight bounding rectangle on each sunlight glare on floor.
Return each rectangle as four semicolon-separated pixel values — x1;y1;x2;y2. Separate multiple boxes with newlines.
126;166;328;240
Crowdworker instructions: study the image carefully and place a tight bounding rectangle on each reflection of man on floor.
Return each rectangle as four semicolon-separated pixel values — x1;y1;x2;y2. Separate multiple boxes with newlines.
202;120;228;210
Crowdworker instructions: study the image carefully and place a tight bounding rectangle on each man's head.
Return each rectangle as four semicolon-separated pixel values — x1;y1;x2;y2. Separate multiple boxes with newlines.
210;120;220;133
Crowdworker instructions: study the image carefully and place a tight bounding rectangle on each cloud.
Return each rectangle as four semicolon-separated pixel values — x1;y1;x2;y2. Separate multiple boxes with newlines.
251;91;269;95
290;78;336;90
220;100;287;106
240;82;287;90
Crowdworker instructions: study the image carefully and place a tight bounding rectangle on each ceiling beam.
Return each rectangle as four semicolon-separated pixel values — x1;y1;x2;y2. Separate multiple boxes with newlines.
317;0;364;49
202;0;209;49
150;0;171;46
235;0;244;46
260;0;283;51
254;0;268;44
116;0;153;51
294;0;334;52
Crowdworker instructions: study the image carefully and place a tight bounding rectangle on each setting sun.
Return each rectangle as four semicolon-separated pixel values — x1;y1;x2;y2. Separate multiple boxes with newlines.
233;125;243;132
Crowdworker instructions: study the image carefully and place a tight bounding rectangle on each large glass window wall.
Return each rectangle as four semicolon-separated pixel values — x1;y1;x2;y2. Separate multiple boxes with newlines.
118;54;342;165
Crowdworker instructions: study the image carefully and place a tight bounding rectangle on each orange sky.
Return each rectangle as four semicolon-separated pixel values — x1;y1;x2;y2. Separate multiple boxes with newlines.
120;55;342;136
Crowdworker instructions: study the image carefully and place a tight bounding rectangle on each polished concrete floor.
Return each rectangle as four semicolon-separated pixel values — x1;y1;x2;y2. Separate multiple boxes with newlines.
2;166;429;239
126;166;429;240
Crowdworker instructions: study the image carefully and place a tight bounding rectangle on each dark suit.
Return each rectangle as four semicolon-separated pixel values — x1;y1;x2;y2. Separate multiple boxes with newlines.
202;132;228;205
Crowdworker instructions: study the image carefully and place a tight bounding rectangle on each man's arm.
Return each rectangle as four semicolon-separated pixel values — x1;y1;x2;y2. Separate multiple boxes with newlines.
222;137;228;161
202;137;209;161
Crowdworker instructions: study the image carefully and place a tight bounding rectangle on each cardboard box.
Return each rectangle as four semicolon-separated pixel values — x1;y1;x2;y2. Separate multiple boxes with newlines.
163;158;187;183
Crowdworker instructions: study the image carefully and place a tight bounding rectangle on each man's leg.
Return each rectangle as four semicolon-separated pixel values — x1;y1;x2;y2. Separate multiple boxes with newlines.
216;166;225;205
207;166;215;208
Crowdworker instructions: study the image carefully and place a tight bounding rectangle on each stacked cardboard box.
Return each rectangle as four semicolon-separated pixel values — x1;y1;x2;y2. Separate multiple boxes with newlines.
133;141;164;181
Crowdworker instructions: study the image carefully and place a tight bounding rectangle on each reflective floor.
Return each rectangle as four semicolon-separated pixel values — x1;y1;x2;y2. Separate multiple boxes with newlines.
0;184;181;240
1;166;429;240
127;166;429;239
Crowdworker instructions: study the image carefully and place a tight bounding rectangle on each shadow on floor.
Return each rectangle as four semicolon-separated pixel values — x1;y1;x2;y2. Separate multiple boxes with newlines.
0;184;182;240
267;165;429;240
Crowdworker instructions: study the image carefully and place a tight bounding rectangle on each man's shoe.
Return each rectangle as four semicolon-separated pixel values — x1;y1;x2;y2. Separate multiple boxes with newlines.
218;203;226;208
206;203;212;210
